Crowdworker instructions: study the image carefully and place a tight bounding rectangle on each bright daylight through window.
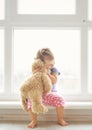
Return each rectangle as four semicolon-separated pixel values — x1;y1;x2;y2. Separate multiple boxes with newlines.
0;0;5;20
13;29;80;94
0;30;4;93
88;30;92;93
18;0;76;14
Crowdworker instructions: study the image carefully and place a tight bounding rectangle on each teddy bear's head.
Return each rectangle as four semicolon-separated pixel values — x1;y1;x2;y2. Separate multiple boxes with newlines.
32;59;47;74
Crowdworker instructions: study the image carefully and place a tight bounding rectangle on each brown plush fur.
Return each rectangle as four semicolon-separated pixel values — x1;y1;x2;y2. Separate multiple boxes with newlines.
20;59;52;114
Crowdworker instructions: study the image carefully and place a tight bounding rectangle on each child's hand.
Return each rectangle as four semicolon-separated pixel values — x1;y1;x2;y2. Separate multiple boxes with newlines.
47;73;57;84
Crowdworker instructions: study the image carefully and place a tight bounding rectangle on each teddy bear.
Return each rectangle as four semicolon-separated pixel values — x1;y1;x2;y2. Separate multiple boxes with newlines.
20;59;52;114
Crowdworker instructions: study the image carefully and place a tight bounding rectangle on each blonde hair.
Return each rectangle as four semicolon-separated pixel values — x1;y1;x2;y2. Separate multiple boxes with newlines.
35;48;54;62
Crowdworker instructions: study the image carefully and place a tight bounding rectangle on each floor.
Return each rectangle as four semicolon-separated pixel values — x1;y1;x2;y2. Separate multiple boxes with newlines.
0;121;92;130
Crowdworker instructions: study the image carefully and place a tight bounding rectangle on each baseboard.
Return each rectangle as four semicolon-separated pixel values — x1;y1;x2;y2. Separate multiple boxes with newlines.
0;108;92;122
1;113;92;122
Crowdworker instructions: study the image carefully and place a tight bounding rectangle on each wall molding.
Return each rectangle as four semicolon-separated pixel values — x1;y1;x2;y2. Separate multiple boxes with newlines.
0;108;92;122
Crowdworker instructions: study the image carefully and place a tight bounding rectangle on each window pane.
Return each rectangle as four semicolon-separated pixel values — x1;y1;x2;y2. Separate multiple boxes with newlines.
88;30;92;93
0;0;5;20
88;0;92;20
13;29;80;94
0;29;4;92
18;0;76;14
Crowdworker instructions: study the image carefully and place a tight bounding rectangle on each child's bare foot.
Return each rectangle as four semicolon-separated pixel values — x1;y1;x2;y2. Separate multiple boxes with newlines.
28;121;37;128
58;119;69;126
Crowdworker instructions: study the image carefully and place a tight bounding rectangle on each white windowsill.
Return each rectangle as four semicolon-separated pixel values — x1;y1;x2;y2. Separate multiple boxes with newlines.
0;101;92;109
0;101;92;122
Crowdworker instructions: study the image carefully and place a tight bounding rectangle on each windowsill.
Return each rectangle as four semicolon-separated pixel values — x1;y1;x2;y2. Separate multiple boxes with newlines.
0;101;92;122
0;101;92;109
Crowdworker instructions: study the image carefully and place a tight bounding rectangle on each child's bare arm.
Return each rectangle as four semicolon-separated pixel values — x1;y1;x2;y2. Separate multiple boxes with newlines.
47;73;58;84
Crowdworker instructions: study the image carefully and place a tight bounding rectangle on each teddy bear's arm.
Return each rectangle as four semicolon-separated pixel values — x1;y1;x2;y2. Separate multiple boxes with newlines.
20;94;28;111
42;74;52;94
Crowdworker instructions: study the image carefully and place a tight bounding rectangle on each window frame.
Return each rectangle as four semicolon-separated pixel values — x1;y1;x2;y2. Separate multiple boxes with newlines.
0;0;92;101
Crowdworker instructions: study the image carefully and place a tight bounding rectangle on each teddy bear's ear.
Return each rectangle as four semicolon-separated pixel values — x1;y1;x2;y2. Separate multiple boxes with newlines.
32;59;45;73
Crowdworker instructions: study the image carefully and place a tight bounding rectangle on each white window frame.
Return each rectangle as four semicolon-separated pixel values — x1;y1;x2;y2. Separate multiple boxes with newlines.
0;0;92;101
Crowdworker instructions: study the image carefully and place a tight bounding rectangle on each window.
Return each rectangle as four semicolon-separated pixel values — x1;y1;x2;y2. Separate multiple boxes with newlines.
88;0;92;20
0;0;5;20
18;0;76;14
0;29;4;93
0;0;92;101
88;30;92;93
13;29;80;94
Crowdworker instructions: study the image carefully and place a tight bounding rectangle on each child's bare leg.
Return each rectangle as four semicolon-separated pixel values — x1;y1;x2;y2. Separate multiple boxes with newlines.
56;107;68;126
28;109;38;128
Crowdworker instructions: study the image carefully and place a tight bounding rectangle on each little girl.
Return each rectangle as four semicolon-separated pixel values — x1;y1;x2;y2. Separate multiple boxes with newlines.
27;48;68;128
